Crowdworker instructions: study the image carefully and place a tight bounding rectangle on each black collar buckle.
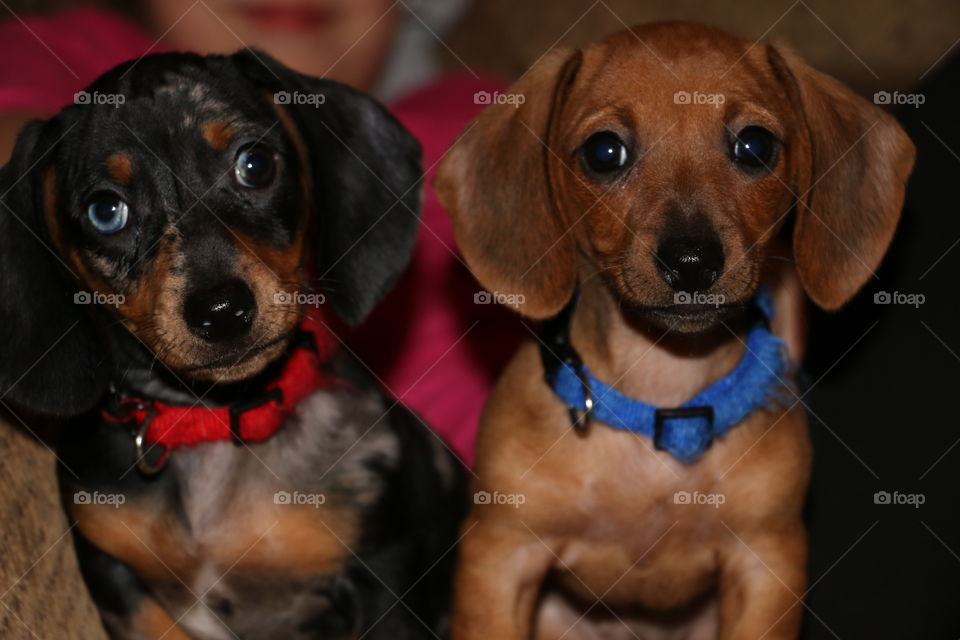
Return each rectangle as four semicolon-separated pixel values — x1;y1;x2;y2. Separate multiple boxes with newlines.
653;406;715;452
539;295;593;432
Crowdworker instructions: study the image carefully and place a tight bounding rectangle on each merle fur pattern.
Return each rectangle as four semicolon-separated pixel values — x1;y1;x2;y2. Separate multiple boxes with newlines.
0;50;464;639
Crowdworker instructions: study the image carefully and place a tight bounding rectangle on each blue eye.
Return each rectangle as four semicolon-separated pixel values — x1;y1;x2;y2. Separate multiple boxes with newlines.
87;195;129;234
731;126;777;169
235;146;276;188
582;131;630;175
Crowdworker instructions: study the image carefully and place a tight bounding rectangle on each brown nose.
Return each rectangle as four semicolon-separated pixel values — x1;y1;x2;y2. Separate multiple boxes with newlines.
655;237;724;292
183;279;256;343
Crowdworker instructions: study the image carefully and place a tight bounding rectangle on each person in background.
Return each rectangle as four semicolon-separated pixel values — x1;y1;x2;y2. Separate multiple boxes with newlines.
0;0;522;464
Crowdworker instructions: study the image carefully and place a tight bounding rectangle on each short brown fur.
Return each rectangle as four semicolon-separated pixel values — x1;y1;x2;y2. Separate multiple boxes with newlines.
436;22;913;640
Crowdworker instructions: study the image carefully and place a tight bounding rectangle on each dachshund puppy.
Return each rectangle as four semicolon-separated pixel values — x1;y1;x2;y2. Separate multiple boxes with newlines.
436;22;914;640
0;51;464;639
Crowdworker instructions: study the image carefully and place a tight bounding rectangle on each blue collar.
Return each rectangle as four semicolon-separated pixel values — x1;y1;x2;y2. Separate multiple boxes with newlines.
539;288;790;463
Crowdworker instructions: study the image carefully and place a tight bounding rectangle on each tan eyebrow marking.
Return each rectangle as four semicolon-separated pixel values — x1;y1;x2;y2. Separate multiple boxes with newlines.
105;153;133;185
202;121;235;151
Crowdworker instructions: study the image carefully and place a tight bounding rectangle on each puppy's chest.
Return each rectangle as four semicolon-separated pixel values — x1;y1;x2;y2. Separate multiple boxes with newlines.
556;407;801;520
68;390;398;611
540;406;807;607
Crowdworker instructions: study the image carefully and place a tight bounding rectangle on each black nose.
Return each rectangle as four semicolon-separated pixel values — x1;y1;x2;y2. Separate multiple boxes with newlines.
655;236;724;292
183;279;256;343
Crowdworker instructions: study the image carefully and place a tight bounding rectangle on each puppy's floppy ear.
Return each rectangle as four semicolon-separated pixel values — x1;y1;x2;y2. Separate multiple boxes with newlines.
771;45;915;310
0;120;107;415
231;50;422;325
435;48;581;319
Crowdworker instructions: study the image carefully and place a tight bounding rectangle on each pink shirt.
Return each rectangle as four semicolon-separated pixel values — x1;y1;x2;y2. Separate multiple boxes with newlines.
0;8;522;464
355;77;524;464
0;8;155;113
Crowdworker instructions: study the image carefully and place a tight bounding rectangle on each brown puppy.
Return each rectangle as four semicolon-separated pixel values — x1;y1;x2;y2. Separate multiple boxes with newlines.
435;22;914;640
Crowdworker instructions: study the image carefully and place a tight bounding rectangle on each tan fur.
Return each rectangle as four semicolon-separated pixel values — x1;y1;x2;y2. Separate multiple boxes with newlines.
436;22;913;640
105;153;133;185
42;167;61;248
231;228;304;349
201;121;235;151
43;161;200;376
71;499;357;584
130;596;191;639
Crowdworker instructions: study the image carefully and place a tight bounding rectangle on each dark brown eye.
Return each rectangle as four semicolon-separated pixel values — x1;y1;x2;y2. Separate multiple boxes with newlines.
234;145;276;188
731;126;777;171
581;131;630;176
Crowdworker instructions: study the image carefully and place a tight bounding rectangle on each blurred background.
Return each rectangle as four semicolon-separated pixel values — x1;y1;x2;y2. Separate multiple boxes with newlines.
447;0;960;95
7;0;960;94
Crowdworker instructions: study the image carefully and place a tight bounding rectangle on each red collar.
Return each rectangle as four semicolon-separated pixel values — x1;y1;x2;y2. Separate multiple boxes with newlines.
102;313;339;463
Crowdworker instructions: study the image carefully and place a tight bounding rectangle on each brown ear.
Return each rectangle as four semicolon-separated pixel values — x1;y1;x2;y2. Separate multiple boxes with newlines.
435;48;581;319
773;45;915;310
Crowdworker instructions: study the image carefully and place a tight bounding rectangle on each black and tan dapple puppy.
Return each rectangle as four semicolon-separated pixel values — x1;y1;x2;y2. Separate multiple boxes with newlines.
0;50;464;639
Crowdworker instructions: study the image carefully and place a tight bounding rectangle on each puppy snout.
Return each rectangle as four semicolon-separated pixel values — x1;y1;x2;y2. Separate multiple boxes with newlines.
655;236;724;292
184;279;256;343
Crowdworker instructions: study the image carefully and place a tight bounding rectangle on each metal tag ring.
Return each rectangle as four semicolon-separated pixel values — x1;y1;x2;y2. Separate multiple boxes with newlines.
571;367;594;432
133;407;170;475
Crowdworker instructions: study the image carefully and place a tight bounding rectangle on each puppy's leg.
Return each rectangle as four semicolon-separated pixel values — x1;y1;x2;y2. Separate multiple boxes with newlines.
74;533;190;640
717;529;806;640
451;519;555;640
116;598;191;640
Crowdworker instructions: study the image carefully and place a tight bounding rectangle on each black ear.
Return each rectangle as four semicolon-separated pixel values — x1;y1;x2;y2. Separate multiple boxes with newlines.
231;49;423;325
0;120;107;415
